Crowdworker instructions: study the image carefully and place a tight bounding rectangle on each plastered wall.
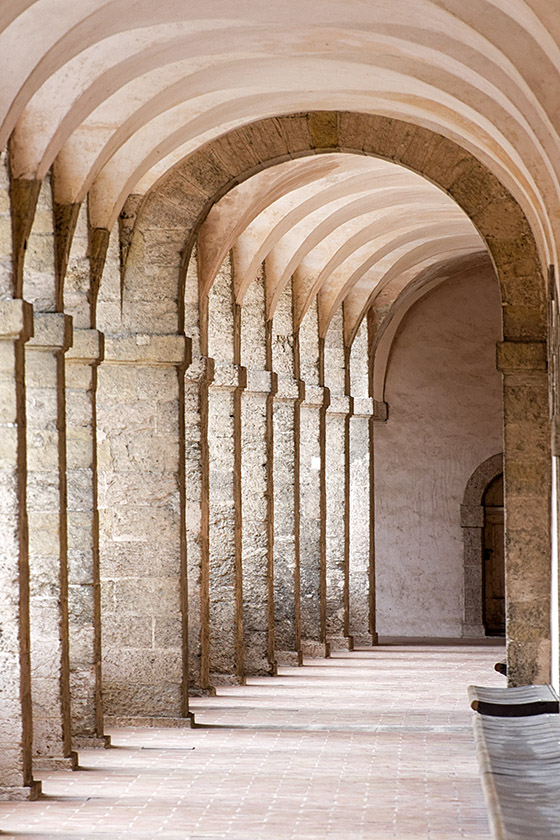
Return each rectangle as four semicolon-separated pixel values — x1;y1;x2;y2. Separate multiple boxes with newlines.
374;268;503;637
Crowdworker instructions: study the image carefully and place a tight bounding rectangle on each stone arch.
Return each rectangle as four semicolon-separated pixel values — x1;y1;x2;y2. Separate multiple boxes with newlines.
460;453;504;638
123;110;546;345
123;111;550;685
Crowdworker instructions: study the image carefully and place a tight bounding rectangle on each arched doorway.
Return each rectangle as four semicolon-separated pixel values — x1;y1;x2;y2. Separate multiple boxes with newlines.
482;474;505;636
129;112;551;685
461;452;503;638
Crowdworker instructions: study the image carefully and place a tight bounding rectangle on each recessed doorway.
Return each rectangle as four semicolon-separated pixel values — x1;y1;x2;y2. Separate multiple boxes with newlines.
482;474;505;636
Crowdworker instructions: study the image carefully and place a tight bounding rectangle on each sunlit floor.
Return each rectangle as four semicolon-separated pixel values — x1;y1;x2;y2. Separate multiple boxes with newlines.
0;641;504;840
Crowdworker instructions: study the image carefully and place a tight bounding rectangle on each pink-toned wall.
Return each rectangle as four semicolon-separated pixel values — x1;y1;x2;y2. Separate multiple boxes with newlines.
374;268;503;637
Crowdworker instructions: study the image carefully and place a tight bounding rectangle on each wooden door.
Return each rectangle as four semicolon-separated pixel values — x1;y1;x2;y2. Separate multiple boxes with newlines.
483;474;505;636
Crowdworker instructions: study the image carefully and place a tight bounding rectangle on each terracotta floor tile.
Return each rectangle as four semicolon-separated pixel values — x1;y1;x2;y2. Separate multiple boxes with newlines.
0;642;503;839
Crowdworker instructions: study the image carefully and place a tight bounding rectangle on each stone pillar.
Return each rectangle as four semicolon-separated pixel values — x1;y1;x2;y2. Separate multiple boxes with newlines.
241;367;277;675
26;312;77;769
325;393;353;650
273;376;304;665
184;355;214;695
207;362;245;684
298;383;330;657
551;416;560;690
65;329;109;747
97;334;191;725
0;300;41;800
497;340;551;685
348;397;376;646
368;402;387;643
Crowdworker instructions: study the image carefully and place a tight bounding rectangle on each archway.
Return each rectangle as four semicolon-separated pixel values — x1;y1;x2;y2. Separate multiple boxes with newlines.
461;452;504;638
120;111;550;686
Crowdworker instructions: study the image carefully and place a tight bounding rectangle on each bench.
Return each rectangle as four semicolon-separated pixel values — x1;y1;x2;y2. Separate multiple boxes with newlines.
468;683;559;717
472;713;560;839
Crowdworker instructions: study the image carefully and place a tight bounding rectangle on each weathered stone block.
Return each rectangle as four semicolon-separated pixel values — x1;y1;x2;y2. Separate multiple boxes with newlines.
0;299;33;340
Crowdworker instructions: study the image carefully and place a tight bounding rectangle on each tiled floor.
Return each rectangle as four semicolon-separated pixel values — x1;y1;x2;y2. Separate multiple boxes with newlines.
0;642;504;839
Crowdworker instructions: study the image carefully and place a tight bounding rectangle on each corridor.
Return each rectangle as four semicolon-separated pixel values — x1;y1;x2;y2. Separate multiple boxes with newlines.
0;642;503;840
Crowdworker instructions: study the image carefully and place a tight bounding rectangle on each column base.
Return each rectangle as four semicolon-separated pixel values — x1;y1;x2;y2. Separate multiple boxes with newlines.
0;781;42;801
276;649;303;666
327;634;354;651
188;685;217;697
33;752;78;771
104;715;194;729
73;735;112;749
244;658;277;677
352;633;378;647
462;624;486;638
301;639;330;658
209;673;246;687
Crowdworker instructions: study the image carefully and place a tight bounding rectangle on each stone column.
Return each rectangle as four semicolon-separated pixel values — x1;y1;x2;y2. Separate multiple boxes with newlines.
551;416;560;690
26;312;77;769
0;300;41;800
298;384;330;657
65;329;109;748
497;340;551;685
325;394;353;650
97;334;192;725
348;398;377;645
241;367;277;675
207;362;245;684
184;355;214;695
273;376;304;665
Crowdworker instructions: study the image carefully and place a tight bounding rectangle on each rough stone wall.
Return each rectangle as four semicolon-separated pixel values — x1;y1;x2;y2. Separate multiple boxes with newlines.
374;269;503;637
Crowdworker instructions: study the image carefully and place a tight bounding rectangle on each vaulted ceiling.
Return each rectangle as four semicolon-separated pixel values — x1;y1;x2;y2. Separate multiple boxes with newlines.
3;0;558;338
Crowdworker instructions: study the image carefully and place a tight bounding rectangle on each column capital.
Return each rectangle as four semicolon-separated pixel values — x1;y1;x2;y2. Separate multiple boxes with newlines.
244;367;277;396
275;376;305;402
185;354;215;384
351;397;375;418
65;329;104;365
26;312;72;352
210;362;246;391
102;333;191;367
496;340;547;373
0;299;33;341
326;393;351;416
372;399;389;422
301;383;329;409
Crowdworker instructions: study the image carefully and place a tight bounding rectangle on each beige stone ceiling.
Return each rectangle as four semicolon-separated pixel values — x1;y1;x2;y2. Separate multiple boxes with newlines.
3;0;558;337
198;154;484;338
